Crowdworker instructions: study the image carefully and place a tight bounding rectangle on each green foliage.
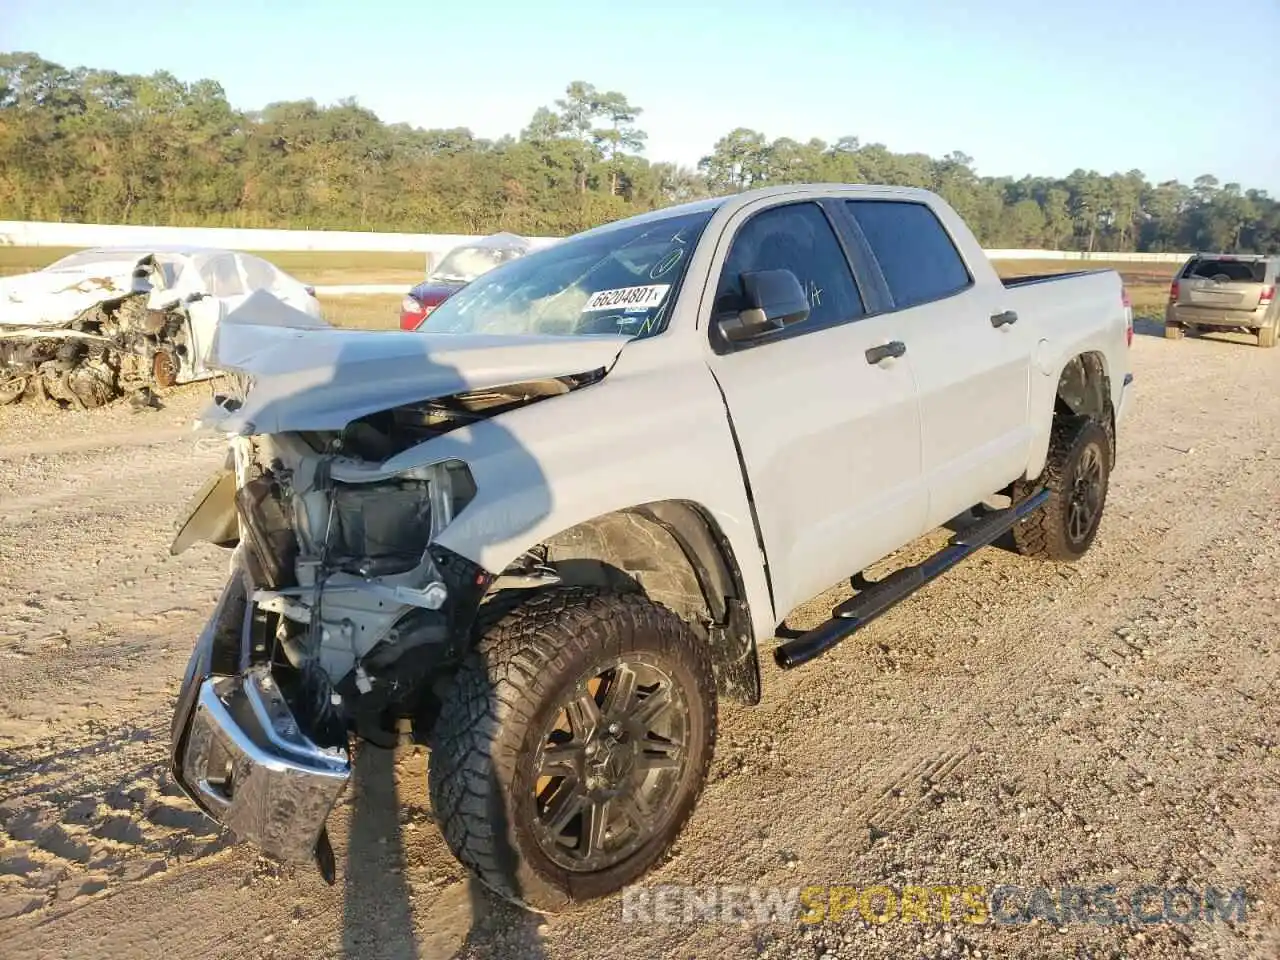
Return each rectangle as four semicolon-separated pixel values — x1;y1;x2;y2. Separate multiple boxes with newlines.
1;51;1277;253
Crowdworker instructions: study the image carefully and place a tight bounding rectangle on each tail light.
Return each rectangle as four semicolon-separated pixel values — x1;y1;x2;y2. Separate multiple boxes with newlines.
1261;285;1275;305
398;296;435;331
1122;286;1133;347
1169;280;1179;302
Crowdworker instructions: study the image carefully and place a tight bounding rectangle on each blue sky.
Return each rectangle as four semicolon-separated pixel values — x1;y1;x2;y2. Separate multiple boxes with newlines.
5;0;1279;192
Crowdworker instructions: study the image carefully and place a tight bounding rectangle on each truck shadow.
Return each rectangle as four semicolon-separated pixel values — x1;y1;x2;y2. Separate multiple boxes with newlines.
1132;316;1166;338
341;746;417;960
342;744;549;960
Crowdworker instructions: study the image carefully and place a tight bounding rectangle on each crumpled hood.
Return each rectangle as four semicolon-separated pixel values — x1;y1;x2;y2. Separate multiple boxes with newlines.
203;290;630;435
0;260;150;328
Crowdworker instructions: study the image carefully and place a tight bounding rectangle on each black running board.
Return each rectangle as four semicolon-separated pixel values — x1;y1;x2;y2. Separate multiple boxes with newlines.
773;489;1050;670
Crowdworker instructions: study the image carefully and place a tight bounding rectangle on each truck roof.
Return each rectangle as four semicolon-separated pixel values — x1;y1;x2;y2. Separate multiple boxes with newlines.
573;183;945;240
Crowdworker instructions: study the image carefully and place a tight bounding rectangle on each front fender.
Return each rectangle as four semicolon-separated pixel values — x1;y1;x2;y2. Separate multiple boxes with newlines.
396;347;776;645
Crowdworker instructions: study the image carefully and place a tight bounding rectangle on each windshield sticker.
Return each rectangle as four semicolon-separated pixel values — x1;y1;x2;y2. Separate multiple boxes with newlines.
581;284;671;312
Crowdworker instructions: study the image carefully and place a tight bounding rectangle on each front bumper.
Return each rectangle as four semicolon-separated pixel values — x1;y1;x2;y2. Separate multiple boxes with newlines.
170;574;351;863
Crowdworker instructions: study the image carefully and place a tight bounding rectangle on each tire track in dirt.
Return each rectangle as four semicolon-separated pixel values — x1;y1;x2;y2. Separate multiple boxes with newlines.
0;709;233;922
0;424;200;462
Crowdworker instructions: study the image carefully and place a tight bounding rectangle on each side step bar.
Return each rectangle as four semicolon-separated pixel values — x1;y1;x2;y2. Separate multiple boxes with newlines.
773;489;1050;670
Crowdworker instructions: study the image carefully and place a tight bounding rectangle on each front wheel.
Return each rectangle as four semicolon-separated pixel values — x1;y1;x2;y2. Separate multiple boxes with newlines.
428;588;717;912
1012;417;1112;562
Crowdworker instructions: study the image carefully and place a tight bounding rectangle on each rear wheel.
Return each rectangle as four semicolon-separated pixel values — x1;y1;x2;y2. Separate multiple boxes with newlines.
1012;417;1111;563
1259;323;1277;349
1164;322;1185;340
428;588;717;912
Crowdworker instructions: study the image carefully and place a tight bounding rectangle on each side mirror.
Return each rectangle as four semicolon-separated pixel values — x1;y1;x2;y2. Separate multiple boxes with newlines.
715;269;810;344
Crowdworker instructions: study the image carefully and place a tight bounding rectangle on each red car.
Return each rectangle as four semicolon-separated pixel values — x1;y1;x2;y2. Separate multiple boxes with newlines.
399;233;532;330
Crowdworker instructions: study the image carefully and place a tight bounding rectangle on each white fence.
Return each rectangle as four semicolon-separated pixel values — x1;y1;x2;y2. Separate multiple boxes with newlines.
0;221;560;261
0;220;1193;263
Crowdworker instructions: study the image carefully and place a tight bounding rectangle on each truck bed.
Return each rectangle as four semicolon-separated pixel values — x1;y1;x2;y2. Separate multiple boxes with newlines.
1001;269;1103;288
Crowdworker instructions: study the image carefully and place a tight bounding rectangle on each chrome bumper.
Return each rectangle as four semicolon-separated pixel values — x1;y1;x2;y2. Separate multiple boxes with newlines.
171;575;350;864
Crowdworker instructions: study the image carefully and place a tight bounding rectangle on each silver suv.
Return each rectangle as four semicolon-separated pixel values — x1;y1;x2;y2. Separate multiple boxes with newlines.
1165;254;1279;347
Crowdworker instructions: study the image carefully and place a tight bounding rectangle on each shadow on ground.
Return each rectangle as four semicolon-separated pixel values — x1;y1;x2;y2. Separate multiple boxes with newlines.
342;745;548;960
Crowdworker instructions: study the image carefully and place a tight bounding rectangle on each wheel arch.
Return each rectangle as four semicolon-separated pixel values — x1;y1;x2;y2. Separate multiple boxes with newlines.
488;500;761;705
1025;350;1115;481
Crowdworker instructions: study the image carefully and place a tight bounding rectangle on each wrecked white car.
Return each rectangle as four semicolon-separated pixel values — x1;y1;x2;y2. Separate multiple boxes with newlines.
0;246;322;407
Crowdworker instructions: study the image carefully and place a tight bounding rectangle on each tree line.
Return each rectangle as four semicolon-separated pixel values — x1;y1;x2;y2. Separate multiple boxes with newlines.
1;52;1277;253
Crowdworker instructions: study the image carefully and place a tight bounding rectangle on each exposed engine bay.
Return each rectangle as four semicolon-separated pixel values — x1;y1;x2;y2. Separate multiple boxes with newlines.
182;374;599;742
0;292;190;407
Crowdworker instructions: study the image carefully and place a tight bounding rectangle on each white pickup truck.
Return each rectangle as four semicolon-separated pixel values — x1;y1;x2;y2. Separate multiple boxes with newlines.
168;184;1134;911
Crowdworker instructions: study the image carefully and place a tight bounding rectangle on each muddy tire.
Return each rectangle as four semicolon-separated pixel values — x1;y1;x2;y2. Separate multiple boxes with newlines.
1259;324;1277;349
1164;322;1185;340
1012;417;1111;563
428;587;717;913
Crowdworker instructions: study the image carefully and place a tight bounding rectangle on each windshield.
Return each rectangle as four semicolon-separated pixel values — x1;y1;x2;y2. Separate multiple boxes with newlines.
430;245;525;284
420;210;714;338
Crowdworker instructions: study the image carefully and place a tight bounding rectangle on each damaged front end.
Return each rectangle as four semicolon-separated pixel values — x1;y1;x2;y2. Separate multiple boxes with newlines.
0;257;195;408
169;370;606;871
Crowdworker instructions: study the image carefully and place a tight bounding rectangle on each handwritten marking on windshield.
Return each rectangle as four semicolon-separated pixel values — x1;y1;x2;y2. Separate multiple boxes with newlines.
649;249;683;280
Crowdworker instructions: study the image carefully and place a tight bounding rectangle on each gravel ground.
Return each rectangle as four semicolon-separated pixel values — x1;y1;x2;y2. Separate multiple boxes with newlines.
0;327;1276;959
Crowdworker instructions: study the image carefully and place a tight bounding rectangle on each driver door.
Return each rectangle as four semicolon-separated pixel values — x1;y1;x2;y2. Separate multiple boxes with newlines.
705;200;927;619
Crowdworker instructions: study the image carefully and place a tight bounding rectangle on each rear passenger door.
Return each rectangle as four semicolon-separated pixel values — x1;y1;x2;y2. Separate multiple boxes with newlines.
706;200;928;619
844;199;1033;528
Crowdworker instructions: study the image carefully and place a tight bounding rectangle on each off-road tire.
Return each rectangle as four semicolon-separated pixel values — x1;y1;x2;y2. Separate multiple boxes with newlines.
1259;324;1277;349
1012;416;1111;563
1164;322;1185;340
427;587;718;913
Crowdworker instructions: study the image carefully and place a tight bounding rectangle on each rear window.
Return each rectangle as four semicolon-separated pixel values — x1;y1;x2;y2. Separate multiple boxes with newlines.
846;200;972;309
1183;259;1266;283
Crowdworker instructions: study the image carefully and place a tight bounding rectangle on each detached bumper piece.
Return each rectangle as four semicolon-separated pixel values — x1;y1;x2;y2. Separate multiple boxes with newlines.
179;666;350;863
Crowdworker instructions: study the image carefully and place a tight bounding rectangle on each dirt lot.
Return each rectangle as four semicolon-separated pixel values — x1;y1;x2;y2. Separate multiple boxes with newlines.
0;326;1276;960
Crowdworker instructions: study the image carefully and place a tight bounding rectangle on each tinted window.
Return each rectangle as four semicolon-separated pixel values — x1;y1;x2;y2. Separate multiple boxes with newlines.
847;200;971;309
1184;259;1265;283
714;202;863;332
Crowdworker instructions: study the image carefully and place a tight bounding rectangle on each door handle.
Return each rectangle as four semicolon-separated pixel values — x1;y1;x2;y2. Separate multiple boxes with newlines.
865;341;906;365
991;310;1018;328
